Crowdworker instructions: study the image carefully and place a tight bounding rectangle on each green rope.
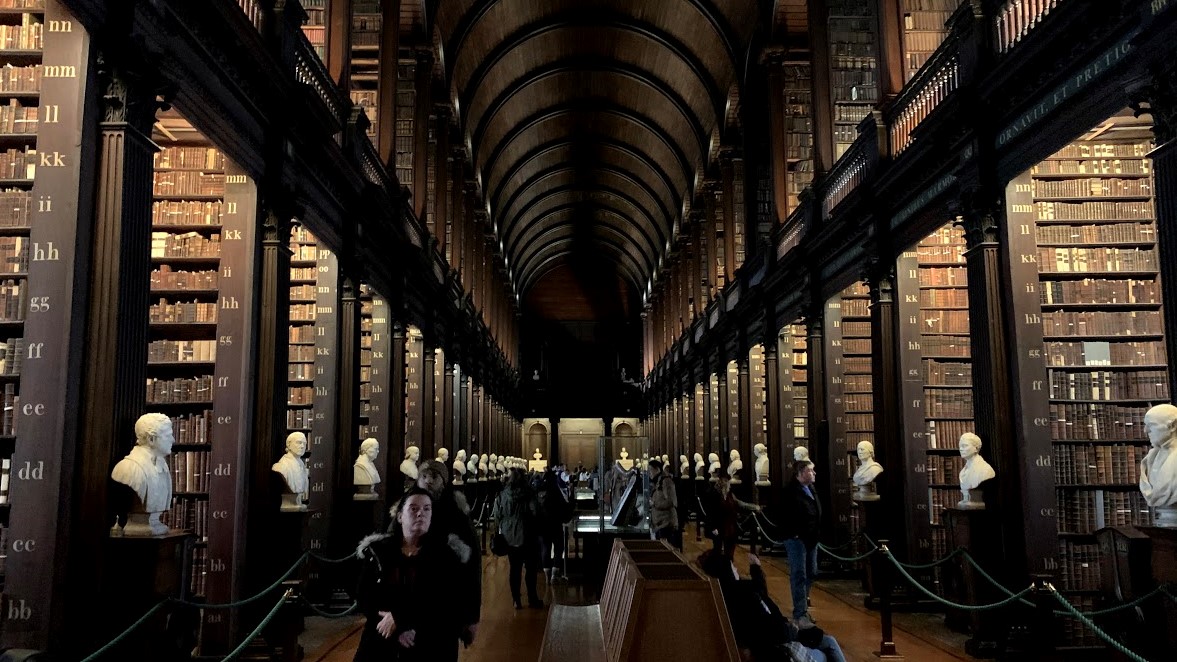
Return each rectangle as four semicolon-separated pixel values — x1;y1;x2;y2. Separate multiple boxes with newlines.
183;552;310;609
817;542;878;563
220;591;291;662
1052;589;1149;662
303;600;361;618
884;550;1034;611
78;600;172;662
308;550;358;564
896;547;965;570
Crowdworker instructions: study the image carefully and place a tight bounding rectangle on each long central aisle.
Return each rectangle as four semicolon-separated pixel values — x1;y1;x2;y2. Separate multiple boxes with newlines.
306;526;973;662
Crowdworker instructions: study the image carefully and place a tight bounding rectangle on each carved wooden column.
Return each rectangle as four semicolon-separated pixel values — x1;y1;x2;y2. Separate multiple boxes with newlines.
411;47;433;219
719;150;739;285
701;375;713;457
736;354;753;482
716;369;730;456
433;106;451;255
443;359;455;451
702;182;722;296
422;344;436;457
390;320;407;460
459;371;471;453
376;0;401;167
1141;63;1177;391
873;0;904;99
763;47;789;224
332;275;362;552
868;262;904;553
763;340;783;487
325;0;351;87
71;57;159;651
805;0;834;175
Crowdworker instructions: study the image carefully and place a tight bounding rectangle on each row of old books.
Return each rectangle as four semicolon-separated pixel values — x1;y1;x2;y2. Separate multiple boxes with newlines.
146;339;216;364
1058;540;1100;591
0;99;34;135
924;359;972;385
1041;310;1162;336
1035;222;1154;245
1048;403;1152;441
926;418;973;449
162;499;208;541
924;388;973;418
1048;369;1168;401
1056;488;1151;534
290;244;317;261
919;266;966;286
1035;200;1152;220
150;232;221;258
288;363;314;381
150;266;218;291
153;146;224;171
289;344;314;362
1052;143;1150;159
1032;177;1152;198
1044;339;1165;366
152;171;225;197
168;410;212;445
1032;158;1149;175
926;453;964;485
920;334;971;357
286;408;312;430
843;338;871;355
0;335;21;375
0;188;28;226
289;325;314;343
1037;246;1157;272
0;14;41;51
152;200;222;227
148;299;217;324
0;63;39;93
290;303;315;322
1054;443;1146;484
0;278;23;320
291;266;316;281
0;146;33;179
840;297;870;317
1040;277;1158;305
146;376;213;404
289;284;316;300
171;451;209;493
919;310;969;333
288;385;313;406
0;0;44;9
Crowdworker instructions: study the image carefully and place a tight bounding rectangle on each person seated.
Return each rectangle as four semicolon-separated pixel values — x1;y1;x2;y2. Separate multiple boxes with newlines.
699;550;847;662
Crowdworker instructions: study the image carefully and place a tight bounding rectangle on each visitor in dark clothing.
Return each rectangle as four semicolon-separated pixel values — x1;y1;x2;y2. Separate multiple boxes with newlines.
537;469;573;582
354;487;466;662
703;469;760;559
700;550;847;662
493;468;543;609
781;461;821;625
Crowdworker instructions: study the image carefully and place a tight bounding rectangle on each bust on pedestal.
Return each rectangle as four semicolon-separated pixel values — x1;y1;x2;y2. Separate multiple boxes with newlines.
957;433;995;509
529;448;547;472
452;449;467;484
436;447;450;464
400;445;420;484
694;452;705;480
272;432;309;512
708;452;721;481
111;413;175;536
618;448;634;471
1141;404;1177;527
794;446;810;463
478;455;489;481
727;449;744;484
851;441;883;502
488;453;499;479
496;457;506;475
353;438;381;500
753;443;770;486
680;454;690;479
467;453;481;481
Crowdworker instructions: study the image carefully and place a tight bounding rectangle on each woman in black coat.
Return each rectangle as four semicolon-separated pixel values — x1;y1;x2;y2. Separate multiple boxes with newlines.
354;486;467;662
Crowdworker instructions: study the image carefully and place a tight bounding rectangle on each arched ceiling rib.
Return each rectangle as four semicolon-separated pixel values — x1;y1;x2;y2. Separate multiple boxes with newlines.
434;0;757;297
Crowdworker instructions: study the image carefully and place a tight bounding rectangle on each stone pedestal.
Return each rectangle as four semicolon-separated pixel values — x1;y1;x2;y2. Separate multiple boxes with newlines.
943;507;1003;656
1138;526;1177;657
857;499;886;602
353;484;378;501
101;532;196;660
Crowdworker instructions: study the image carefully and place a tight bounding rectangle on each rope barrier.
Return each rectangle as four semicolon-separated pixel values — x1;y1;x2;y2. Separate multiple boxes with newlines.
896;547;965;570
303;600;361;619
77;600;172;662
1051;588;1150;662
816;542;878;564
220;590;291;662
184;552;309;610
882;547;1034;611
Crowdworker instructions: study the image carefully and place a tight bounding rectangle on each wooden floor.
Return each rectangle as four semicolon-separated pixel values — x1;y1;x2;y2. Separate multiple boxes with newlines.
306;525;973;662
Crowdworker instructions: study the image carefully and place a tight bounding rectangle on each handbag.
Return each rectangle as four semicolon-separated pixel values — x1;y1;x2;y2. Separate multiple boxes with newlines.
491;532;509;557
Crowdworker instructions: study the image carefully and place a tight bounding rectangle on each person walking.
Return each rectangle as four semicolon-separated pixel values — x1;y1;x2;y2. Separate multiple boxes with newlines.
537;469;573;583
703;469;760;559
647;458;680;550
493;468;543;609
782;460;822;627
353;487;466;662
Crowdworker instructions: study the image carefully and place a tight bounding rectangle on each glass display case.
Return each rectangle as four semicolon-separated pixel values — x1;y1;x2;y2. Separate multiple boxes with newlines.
574;435;652;535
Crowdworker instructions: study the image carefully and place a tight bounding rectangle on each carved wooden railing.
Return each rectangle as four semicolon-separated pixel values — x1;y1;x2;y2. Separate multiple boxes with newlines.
774;201;807;262
887;45;960;156
821;134;871;219
237;0;263;31
994;0;1064;53
293;29;347;126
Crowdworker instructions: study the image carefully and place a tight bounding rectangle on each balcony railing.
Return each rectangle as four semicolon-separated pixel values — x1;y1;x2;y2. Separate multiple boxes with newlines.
237;0;263;31
888;52;960;156
293;30;347;126
822;136;870;220
994;0;1064;53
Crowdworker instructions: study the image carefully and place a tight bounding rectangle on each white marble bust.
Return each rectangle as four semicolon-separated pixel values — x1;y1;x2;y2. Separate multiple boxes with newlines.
680;454;690;478
478;455;489;481
436;447;450;464
272;432;309;512
728;449;744;484
958;433;996;509
354;437;381;500
852;441;883;502
794;446;810;463
661;454;670;469
400;445;420;481
467;453;480;480
496;458;506;474
488;453;499;477
708;452;721;481
111;413;174;536
452;449;467;484
754;443;770;486
1141;404;1177;526
529;448;548;472
618;447;634;471
694;452;705;480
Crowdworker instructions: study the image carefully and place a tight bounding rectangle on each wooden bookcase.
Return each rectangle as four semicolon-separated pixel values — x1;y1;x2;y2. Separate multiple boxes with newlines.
288;226;317;451
2;0;90;646
896;222;974;562
694;382;705;462
1006;111;1164;646
725;360;739;454
709;372;720;454
827;0;879;159
357;283;374;440
393;54;416;192
749;345;767;453
782;63;814;216
301;0;326;61
405;325;423;449
367;293;390;453
349;0;380;141
778;323;809;464
824;282;871;540
900;0;962;81
307;242;338;560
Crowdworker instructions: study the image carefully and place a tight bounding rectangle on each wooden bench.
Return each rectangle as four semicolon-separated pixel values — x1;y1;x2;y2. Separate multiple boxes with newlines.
537;539;739;662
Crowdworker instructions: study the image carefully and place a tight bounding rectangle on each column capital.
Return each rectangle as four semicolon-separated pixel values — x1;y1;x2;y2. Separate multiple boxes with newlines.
96;51;171;133
1132;54;1177;145
950;186;1003;248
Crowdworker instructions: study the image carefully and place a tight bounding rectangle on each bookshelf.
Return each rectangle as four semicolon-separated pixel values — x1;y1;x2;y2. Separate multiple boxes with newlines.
901;0;963;81
357;283;374;441
896;222;974;562
405;325;424;449
824;282;871;540
307;242;338;562
349;0;380;140
709;372;721;454
827;0;879;159
301;0;326;61
367;293;390;452
287;226;317;446
432;346;445;453
782;63;814;215
1005;110;1164;648
394;55;415;192
695;382;705;460
780;323;809;462
749;345;767;452
726;360;739;455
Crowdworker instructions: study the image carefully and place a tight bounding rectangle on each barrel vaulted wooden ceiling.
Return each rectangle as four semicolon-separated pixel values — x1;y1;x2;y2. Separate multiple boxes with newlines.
431;0;760;300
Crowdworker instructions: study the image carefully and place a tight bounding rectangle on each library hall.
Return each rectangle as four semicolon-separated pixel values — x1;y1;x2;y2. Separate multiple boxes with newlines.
4;0;1177;661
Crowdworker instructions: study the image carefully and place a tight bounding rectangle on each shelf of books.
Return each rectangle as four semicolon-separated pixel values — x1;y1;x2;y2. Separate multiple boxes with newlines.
709;372;721;454
827;0;878;160
287;226;317;442
307;239;338;566
301;0;326;61
432;346;445;452
357;283;374;441
782;62;814;216
349;0;380;141
895;222;973;564
901;0;962;81
148;108;258;650
778;322;809;462
405;324;424;450
1007;110;1164;646
394;55;416;193
366;293;390;453
694;382;705;460
824;283;871;542
725;360;739;455
749;344;767;455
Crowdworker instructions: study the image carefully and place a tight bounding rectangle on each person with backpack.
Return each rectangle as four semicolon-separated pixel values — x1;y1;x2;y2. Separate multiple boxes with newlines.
492;468;543;609
537;469;573;583
647;458;680;550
